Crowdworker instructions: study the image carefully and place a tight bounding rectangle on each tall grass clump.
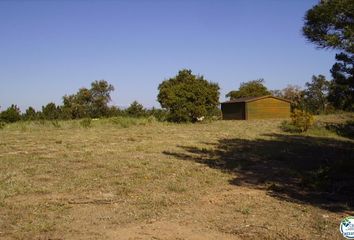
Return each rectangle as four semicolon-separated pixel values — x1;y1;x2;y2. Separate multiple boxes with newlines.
109;116;139;128
51;120;61;128
80;118;92;128
108;116;157;128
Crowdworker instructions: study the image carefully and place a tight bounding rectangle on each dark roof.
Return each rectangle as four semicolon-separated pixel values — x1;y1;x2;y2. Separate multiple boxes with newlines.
221;95;292;104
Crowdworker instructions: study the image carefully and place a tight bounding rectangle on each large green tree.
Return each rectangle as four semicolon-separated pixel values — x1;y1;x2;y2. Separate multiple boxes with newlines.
90;80;115;117
62;80;114;118
158;69;220;122
226;79;270;100
303;0;354;110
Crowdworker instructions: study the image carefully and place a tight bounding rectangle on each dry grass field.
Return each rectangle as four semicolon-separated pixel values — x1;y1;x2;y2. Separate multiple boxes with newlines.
0;114;353;239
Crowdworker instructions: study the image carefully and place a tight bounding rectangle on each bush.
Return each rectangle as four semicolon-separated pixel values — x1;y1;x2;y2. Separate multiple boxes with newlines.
291;110;314;132
0;121;5;129
125;101;147;117
281;110;314;133
0;105;21;123
80;118;92;128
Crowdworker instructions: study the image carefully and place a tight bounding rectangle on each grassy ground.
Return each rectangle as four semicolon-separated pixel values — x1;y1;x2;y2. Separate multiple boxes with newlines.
0;114;353;239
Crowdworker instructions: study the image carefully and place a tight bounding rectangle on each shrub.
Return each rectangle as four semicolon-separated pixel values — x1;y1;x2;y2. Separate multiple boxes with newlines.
80;118;92;128
125;101;147;117
280;110;314;133
291;109;314;132
0;121;5;129
0;104;21;123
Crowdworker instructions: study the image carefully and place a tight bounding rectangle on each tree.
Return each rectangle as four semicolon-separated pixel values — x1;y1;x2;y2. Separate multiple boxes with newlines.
303;75;330;114
62;80;115;118
0;104;21;123
23;106;37;120
42;102;61;120
107;106;123;117
328;53;354;110
270;89;283;98
226;79;270;100
157;69;220;122
90;80;114;118
281;85;304;110
63;88;92;119
303;0;354;110
125;101;146;117
303;0;354;54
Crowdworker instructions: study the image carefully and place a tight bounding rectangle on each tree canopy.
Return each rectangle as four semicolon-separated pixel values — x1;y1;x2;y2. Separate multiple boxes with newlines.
0;104;21;123
157;69;220;122
63;80;114;118
226;79;270;100
302;0;354;54
303;0;354;110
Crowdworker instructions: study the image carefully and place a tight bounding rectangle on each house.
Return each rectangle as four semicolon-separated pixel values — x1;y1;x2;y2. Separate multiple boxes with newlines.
221;95;291;120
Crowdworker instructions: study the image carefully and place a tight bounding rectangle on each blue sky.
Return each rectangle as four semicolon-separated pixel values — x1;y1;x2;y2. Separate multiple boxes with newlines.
0;0;336;111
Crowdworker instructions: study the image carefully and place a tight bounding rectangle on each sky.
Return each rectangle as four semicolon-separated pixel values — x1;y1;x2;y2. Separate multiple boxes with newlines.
0;0;337;111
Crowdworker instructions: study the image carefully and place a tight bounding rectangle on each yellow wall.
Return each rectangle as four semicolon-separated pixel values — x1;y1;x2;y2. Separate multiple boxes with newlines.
246;98;290;119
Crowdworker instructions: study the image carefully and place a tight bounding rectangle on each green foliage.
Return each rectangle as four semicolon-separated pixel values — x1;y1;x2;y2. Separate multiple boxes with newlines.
125;101;146;117
157;69;220;122
23;106;37;120
325;119;354;139
280;120;301;133
63;80;114;119
107;106;124;117
328;53;354;110
90;80;115;117
80;118;92;128
303;0;354;112
303;75;330;114
63;88;92;119
146;107;168;122
303;0;354;54
0;104;21;123
109;116;150;128
42;102;60;120
226;79;270;100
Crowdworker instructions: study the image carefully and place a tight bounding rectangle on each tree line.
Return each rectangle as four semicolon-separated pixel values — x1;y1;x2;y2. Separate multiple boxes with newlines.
0;70;348;124
0;80;168;123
